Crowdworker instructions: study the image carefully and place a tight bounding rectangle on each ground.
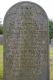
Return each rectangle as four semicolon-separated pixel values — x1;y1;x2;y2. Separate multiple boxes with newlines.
0;45;53;80
0;45;3;80
50;48;53;80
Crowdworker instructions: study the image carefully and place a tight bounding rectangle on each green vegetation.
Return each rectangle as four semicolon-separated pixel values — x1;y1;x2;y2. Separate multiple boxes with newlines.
0;45;53;80
0;25;3;34
50;48;53;80
50;60;53;80
49;20;53;43
0;45;3;80
50;48;53;58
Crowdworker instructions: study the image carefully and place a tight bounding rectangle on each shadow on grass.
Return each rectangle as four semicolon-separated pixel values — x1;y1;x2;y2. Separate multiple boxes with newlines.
0;75;3;80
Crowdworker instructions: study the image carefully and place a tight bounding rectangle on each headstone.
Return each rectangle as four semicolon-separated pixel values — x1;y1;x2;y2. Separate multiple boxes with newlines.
0;35;3;44
51;38;53;47
3;1;49;80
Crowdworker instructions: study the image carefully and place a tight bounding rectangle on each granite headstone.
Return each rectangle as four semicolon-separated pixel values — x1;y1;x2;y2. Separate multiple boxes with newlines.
3;1;49;80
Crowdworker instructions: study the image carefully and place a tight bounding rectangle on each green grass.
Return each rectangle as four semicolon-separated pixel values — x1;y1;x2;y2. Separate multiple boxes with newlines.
0;45;3;80
50;48;53;80
50;48;53;58
0;45;53;80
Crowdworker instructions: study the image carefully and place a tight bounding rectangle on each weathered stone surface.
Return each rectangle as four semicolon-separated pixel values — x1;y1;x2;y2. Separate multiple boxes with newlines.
3;1;49;80
0;35;3;44
51;38;53;47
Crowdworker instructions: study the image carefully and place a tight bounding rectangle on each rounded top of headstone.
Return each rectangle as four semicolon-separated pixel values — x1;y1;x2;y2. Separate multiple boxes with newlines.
4;1;48;22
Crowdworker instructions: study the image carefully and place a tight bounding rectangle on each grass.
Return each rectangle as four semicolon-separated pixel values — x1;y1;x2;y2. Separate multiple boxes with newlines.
0;45;53;80
0;45;3;80
50;48;53;58
50;48;53;80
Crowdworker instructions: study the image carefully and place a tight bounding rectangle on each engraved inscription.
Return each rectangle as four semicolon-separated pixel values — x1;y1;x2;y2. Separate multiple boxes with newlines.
4;2;49;80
